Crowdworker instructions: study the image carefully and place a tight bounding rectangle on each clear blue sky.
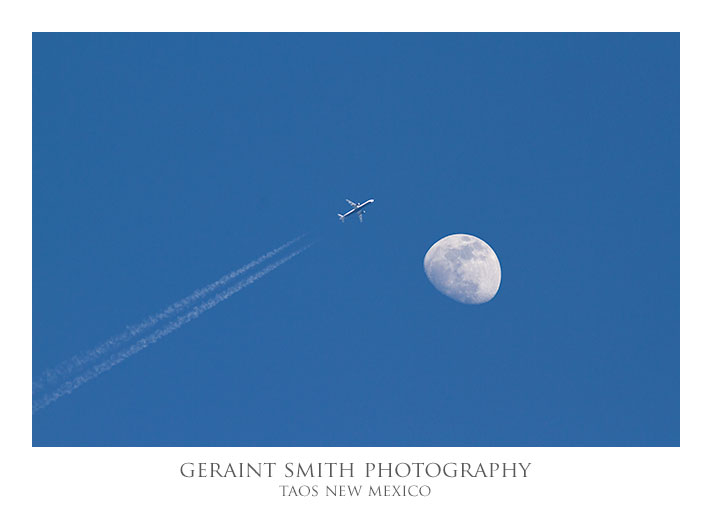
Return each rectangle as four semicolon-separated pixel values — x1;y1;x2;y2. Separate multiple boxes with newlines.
33;33;679;446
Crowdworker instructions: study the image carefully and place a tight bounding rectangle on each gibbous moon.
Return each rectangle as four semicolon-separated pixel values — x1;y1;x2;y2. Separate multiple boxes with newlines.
424;234;501;304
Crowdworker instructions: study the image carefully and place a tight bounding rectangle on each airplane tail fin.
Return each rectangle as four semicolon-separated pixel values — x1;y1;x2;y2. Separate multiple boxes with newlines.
338;214;345;223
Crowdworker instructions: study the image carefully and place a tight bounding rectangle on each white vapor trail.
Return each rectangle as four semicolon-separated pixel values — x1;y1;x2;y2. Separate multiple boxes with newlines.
32;236;303;395
32;243;312;413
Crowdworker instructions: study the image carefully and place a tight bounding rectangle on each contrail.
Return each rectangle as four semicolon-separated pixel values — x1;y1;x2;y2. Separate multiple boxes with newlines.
32;235;304;395
32;243;312;413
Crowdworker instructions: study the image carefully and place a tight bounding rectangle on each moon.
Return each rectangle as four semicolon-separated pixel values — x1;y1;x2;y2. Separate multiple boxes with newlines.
424;234;501;304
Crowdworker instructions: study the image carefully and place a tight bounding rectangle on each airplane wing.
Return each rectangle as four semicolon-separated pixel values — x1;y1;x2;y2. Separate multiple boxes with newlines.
346;199;358;208
358;211;364;223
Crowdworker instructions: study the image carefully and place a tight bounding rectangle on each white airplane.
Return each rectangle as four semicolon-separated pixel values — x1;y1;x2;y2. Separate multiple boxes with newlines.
338;198;375;223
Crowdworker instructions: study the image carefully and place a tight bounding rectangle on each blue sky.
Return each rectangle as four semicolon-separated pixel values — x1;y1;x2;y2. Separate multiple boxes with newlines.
32;33;679;446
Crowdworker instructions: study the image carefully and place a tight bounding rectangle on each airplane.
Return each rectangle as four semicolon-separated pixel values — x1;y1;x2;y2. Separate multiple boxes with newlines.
338;198;375;223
